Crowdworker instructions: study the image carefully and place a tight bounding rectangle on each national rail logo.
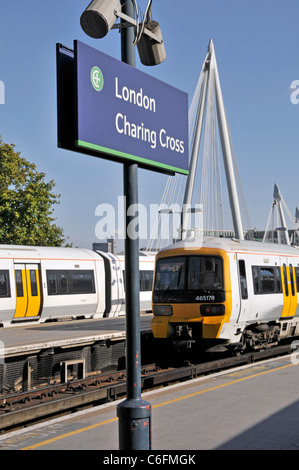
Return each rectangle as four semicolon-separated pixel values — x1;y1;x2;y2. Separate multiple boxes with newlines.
90;66;104;92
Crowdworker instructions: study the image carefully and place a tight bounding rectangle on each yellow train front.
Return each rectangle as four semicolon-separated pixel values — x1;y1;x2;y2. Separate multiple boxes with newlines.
151;237;299;353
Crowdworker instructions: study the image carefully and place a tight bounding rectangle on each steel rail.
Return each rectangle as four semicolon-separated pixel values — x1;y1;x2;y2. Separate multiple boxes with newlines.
0;343;294;433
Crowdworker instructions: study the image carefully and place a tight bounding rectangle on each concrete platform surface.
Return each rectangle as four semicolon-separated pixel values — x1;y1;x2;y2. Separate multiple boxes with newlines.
1;353;299;450
0;315;152;354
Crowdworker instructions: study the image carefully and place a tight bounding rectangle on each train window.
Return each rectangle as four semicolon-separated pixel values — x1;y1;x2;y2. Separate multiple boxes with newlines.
155;257;185;291
46;270;95;295
283;264;289;296
15;270;24;297
70;272;95;294
295;267;299;291
289;265;295;296
154;256;223;292
58;272;69;294
252;266;259;294
188;256;223;290
0;270;10;298
30;270;38;296
238;260;248;299
122;270;153;291
275;267;282;292
260;267;275;293
252;266;282;295
140;271;154;291
47;272;57;294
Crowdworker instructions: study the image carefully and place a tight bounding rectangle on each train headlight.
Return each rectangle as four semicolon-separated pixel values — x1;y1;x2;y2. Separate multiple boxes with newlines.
200;304;225;316
153;305;173;316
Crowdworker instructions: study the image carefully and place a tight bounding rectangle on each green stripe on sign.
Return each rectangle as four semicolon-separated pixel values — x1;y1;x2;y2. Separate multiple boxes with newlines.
76;140;189;175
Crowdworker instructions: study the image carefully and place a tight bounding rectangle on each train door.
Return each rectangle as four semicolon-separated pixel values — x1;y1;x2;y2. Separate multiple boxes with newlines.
13;264;42;319
236;254;252;323
109;254;124;317
280;258;297;319
96;252;125;317
289;263;298;317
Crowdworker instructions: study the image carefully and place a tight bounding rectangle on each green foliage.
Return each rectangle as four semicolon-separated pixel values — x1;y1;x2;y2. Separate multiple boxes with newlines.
0;137;69;246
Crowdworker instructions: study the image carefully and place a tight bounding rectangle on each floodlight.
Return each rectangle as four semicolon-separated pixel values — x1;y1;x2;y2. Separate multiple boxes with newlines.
80;0;121;39
137;19;166;66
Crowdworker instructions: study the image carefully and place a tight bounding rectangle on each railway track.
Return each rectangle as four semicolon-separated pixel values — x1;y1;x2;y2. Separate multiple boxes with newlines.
0;342;296;434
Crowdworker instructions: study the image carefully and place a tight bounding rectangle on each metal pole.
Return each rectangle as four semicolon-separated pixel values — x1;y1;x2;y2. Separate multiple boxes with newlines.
117;0;151;450
211;39;244;240
181;66;209;240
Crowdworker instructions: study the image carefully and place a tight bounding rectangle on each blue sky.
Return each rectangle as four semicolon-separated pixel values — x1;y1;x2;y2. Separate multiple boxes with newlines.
0;0;299;249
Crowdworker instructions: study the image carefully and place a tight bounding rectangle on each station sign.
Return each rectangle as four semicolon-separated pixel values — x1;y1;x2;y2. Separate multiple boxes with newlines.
57;41;189;175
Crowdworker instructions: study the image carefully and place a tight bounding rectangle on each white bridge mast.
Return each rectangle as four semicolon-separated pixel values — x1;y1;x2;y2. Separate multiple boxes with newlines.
182;39;244;240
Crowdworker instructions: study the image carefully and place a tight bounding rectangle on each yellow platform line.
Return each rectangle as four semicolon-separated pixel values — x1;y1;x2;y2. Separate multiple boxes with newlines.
22;361;297;450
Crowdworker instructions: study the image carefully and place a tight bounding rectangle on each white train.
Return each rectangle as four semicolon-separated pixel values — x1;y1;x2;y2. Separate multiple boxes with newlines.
0;245;155;327
151;237;299;352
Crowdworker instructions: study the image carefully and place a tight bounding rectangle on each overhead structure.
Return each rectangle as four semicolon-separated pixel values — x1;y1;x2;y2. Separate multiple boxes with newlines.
294;207;299;245
263;183;299;245
147;39;250;251
182;39;244;240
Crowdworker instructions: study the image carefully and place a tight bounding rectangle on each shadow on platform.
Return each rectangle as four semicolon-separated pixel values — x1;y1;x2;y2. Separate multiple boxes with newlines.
215;399;299;450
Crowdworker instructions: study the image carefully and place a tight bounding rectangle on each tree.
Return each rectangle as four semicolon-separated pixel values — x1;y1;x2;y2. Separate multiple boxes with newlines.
0;137;69;246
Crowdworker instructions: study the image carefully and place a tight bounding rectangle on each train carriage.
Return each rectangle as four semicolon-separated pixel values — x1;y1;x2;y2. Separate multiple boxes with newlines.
151;237;299;352
0;245;155;327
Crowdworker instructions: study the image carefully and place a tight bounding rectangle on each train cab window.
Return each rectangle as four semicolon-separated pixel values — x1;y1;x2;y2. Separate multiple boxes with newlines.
238;260;248;299
188;256;223;290
15;270;24;297
0;270;10;298
154;256;223;292
155;257;185;291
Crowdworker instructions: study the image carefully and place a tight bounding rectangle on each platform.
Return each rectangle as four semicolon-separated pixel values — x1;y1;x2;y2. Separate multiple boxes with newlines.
0;315;153;396
1;354;299;450
0;315;152;355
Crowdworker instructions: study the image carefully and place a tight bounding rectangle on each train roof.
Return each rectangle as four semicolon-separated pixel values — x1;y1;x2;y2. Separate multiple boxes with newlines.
0;245;157;262
158;237;299;257
0;244;100;260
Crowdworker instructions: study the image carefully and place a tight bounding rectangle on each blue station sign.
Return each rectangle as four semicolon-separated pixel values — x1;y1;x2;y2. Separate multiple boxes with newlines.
57;41;189;175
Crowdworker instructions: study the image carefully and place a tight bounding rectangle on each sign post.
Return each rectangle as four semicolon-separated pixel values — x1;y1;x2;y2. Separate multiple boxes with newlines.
56;0;189;450
116;0;152;450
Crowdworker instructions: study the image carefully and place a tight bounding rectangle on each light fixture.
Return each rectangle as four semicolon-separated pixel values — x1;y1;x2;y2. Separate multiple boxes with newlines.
80;0;121;39
134;1;166;66
137;19;166;66
80;0;166;66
